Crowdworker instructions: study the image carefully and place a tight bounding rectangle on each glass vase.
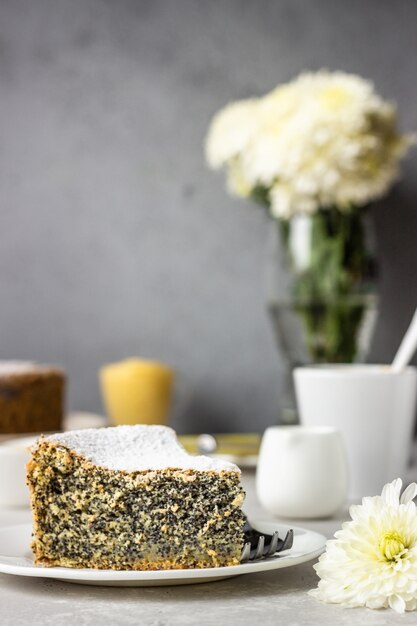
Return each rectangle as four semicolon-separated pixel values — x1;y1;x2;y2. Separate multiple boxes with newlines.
266;207;379;424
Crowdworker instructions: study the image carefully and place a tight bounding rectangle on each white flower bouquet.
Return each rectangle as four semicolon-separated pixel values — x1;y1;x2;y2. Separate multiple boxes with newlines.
206;71;413;219
205;72;414;370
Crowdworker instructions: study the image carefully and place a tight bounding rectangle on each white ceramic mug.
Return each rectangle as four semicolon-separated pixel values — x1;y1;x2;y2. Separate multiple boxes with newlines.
0;436;37;508
256;426;348;519
294;365;417;500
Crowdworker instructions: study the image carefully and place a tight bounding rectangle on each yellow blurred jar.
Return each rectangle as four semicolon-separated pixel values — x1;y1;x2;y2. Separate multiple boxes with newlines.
100;358;175;426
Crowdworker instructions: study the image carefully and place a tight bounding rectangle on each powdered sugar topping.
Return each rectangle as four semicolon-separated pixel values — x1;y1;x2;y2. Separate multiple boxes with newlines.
0;361;37;375
44;425;240;473
0;360;62;376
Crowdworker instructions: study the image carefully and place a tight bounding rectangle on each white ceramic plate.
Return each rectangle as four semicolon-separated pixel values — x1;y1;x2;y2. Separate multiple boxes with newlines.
0;521;326;587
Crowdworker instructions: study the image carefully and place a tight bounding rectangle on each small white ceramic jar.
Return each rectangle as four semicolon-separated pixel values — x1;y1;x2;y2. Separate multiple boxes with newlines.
256;426;348;519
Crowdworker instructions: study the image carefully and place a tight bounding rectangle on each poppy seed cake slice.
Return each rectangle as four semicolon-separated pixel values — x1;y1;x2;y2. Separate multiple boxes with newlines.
27;425;245;570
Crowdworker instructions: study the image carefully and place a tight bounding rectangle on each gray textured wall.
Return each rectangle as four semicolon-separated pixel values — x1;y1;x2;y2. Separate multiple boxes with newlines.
1;0;417;433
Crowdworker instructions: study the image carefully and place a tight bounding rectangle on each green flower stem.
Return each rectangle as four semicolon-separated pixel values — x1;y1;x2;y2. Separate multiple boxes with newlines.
279;208;374;363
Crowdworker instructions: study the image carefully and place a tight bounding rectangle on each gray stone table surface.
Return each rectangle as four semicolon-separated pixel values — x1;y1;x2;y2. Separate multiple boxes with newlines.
2;468;417;626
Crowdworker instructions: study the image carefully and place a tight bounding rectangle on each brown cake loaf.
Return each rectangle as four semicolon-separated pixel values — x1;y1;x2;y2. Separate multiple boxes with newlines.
0;361;65;434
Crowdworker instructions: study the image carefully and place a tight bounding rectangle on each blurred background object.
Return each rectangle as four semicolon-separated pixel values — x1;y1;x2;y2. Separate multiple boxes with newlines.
0;362;65;433
0;436;38;507
100;357;175;426
1;0;417;433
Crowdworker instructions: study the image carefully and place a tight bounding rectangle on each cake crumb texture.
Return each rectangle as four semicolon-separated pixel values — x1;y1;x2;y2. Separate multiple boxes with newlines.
27;430;245;570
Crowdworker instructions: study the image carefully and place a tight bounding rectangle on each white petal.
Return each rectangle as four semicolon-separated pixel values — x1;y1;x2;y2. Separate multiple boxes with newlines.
366;596;386;609
400;483;417;505
348;505;361;520
388;594;406;614
381;479;402;505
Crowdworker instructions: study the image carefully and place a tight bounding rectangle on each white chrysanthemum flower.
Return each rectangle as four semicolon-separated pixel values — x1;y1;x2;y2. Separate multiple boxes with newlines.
310;479;417;613
205;99;259;169
205;71;414;219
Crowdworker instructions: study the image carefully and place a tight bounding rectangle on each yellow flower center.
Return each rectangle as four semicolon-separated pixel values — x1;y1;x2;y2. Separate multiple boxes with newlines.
319;86;352;110
379;531;407;561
